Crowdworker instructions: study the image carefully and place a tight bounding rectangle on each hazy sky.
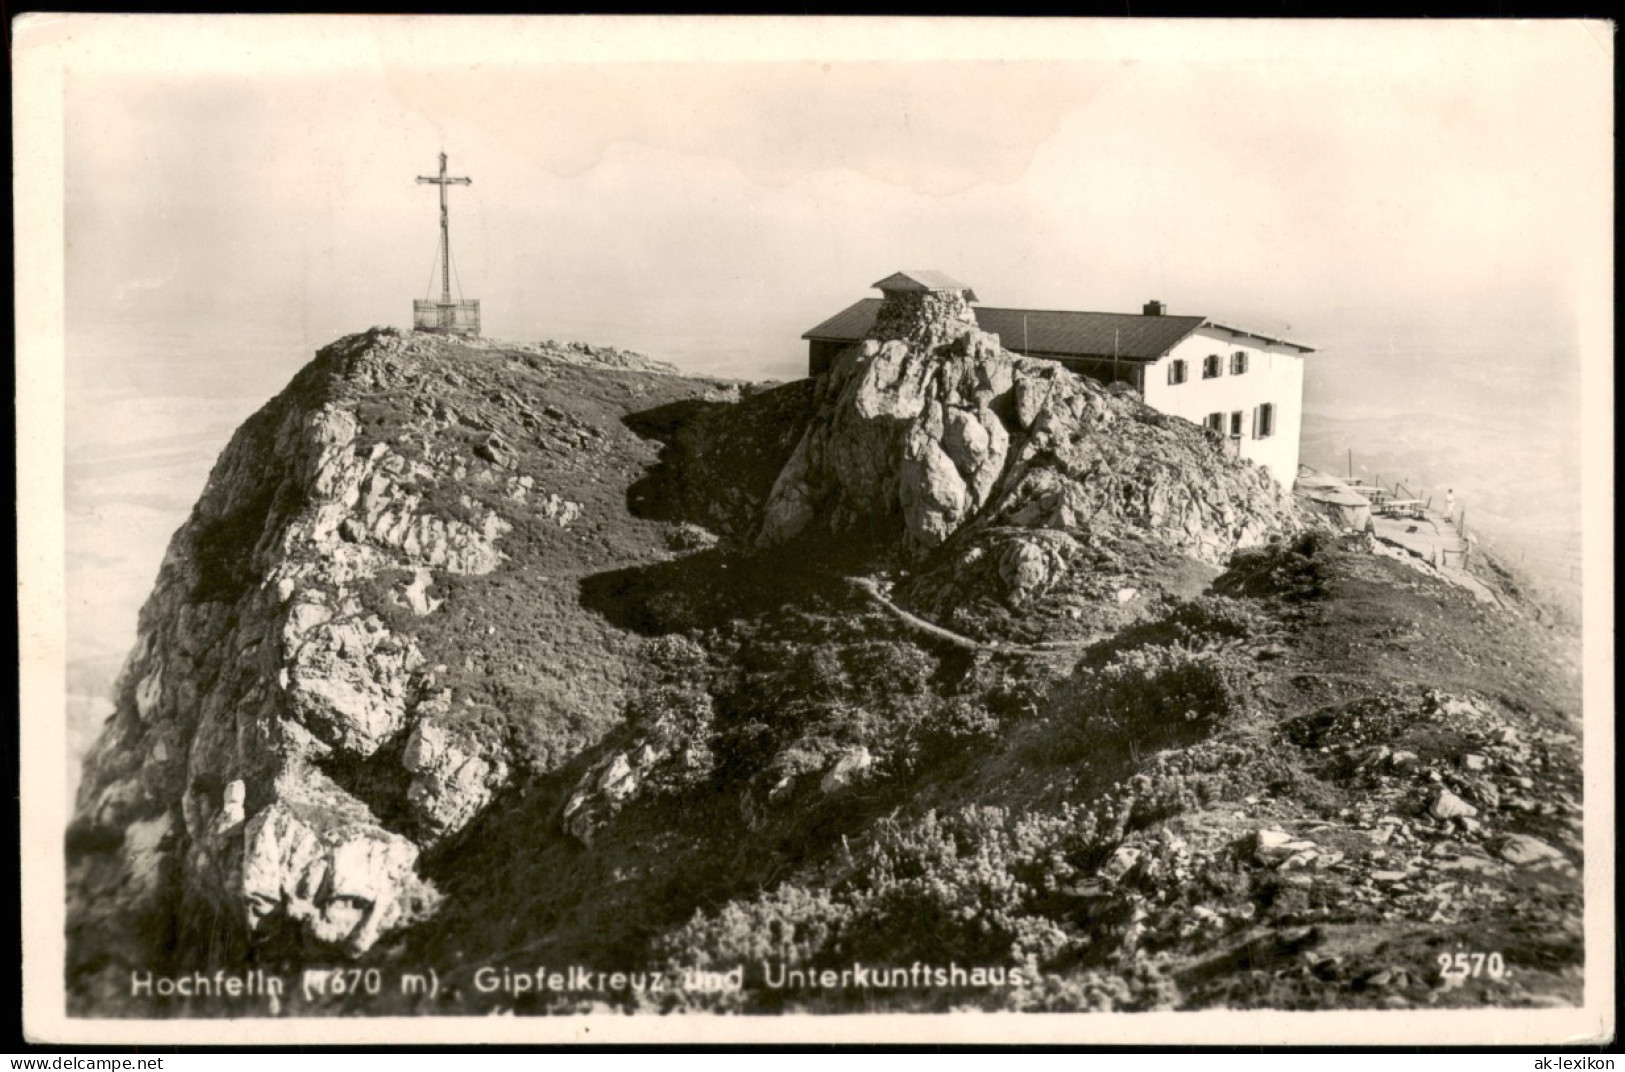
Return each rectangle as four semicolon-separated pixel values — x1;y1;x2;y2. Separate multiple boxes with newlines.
53;16;1610;392
18;14;1611;670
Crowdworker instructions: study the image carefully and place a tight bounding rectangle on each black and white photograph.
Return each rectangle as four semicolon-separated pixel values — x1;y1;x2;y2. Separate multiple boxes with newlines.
16;15;1613;1046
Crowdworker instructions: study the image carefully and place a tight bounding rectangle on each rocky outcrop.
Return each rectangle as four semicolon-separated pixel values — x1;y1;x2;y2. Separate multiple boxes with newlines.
562;743;667;847
401;693;511;840
759;290;1301;609
757;303;1006;550
66;331;542;991
235;799;433;958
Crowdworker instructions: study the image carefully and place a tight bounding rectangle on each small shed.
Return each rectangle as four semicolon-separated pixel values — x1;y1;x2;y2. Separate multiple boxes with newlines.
1294;468;1373;531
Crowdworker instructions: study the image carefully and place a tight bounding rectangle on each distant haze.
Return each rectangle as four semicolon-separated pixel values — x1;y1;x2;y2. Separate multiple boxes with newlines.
50;16;1608;669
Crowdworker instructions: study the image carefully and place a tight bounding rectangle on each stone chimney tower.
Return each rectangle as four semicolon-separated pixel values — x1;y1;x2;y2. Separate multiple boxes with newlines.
869;270;979;349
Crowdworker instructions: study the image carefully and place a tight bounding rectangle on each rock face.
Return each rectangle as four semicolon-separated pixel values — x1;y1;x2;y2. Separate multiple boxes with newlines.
67;322;782;1013
69;333;523;985
759;287;1302;607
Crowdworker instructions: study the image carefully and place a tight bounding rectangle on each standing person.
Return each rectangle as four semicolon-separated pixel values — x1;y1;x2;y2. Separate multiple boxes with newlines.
1445;488;1455;522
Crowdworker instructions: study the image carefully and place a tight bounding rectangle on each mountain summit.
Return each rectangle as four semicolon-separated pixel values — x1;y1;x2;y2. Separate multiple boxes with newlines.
67;316;1582;1015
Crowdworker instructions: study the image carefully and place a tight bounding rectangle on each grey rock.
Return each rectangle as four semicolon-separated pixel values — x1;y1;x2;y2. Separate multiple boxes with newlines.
1495;834;1565;867
1100;845;1143;882
1255;828;1294;850
240;802;434;956
402;710;509;840
1429;789;1478;821
820;747;875;796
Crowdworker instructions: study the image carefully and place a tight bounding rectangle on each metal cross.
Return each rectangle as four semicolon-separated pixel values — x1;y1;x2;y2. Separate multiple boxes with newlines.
417;152;472;305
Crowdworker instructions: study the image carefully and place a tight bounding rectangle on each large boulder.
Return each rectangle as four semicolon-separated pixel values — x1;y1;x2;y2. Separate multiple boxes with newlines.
758;291;1303;609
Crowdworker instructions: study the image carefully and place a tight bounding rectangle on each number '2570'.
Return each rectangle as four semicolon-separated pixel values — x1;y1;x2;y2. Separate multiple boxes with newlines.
1438;951;1507;981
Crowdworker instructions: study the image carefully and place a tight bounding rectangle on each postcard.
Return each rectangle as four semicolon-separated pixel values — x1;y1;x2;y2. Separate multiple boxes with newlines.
16;14;1614;1046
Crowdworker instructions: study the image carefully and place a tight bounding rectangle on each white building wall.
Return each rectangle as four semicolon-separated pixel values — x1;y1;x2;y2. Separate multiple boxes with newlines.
1139;327;1306;489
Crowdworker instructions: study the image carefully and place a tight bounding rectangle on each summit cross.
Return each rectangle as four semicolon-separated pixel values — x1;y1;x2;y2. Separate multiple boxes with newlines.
416;152;472;305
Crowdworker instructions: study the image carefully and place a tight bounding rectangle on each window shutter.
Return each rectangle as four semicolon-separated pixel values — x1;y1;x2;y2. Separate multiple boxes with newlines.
1252;406;1260;439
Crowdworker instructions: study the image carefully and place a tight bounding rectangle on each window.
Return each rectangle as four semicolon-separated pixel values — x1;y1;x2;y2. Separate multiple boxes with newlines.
1229;410;1244;437
1203;354;1221;379
1254;402;1275;439
1230;351;1249;375
1204;412;1224;433
1168;359;1187;385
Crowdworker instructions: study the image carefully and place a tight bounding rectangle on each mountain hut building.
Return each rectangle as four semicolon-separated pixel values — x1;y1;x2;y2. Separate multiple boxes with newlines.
801;271;1317;489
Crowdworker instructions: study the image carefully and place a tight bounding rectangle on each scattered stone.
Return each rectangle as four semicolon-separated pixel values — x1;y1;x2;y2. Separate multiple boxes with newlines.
504;474;535;502
401;567;442;617
1256;828;1293;851
1470;781;1501;809
1495;834;1565;867
475;434;512;467
819;747;875;796
538;492;584;528
1433;854;1501;874
1101;845;1143;882
1357;745;1391;766
1429;789;1478;821
1461;753;1489;772
1371;871;1409;883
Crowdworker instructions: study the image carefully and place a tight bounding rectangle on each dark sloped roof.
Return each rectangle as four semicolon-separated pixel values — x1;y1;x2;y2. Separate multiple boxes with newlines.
973;307;1207;360
802;299;887;343
802;299;1315;358
871;270;977;300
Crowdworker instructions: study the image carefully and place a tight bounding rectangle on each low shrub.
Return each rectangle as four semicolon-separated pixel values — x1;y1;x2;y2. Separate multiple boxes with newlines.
1059;642;1252;763
1216;532;1333;603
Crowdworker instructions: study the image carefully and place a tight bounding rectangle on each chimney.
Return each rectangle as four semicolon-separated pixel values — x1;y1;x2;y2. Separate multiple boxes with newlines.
1143;300;1165;317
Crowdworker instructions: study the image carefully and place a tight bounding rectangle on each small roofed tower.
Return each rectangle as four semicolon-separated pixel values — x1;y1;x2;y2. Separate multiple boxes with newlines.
869;270;979;349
